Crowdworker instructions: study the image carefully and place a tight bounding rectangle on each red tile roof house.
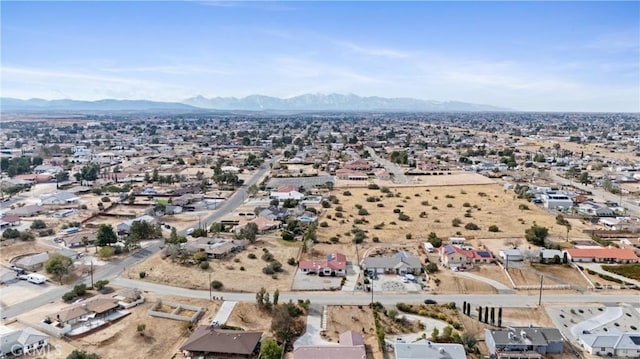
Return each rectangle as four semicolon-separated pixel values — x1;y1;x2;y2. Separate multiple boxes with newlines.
563;247;639;264
179;326;262;358
294;330;366;359
439;244;495;269
344;159;372;171
298;253;347;277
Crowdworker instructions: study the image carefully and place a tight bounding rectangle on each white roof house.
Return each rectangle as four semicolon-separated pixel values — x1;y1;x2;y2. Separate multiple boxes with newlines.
394;341;467;359
116;215;157;234
0;326;49;358
578;332;640;357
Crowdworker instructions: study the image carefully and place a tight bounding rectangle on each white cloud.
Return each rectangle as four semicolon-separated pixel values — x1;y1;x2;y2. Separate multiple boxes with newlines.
334;40;412;59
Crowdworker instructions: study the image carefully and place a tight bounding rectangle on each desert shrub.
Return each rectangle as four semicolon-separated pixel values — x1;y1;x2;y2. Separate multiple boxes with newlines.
343;191;352;196
488;225;500;232
398;213;411;221
518;204;530;210
358;208;369;216
248;253;257;259
287;257;296;265
406;233;412;239
199;261;210;270
319;221;329;228
446;203;453;208
99;246;116;258
393;208;401;214
335;212;343;218
211;280;223;289
377;203;384;207
452;218;462;227
262;252;274;262
465;223;480;230
139;271;146;278
462;202;471;207
368;184;380;190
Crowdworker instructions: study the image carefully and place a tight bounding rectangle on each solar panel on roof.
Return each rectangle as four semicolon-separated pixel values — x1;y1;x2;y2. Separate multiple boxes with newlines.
629;336;640;345
477;251;491;258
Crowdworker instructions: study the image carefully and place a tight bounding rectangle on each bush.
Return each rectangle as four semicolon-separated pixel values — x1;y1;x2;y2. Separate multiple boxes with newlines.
287;257;297;265
343;191;352;196
262;252;274;262
211;280;223;289
393;208;401;214
462;202;471;208
319;221;329;228
101;196;111;202
358;208;369;216
464;223;480;230
406;233;412;239
262;265;275;275
518;204;530;210
488;225;500;232
366;196;379;202
281;231;295;241
248;253;257;259
321;200;331;208
139;271;146;279
99;246;116;258
368;184;380;190
398;213;411;221
452;218;462;227
94;279;109;290
335;212;343;218
199;261;210;270
426;263;439;273
30;219;47;229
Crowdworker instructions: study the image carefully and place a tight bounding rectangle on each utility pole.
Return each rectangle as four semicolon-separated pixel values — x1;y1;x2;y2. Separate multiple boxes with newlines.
90;259;94;288
538;275;544;307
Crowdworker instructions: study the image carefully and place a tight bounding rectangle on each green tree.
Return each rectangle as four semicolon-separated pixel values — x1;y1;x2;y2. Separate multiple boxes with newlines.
96;224;117;246
237;222;259;243
66;350;100;359
45;253;73;283
259;338;283;359
247;184;259;197
209;222;225;234
524;224;549;246
427;232;442;247
30;219;47;229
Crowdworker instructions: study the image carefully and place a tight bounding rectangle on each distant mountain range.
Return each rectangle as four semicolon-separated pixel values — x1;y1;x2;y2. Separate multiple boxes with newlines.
1;94;509;112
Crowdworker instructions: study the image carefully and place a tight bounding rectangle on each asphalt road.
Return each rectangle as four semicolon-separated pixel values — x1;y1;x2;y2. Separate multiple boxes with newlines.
2;158;276;320
365;146;410;184
111;277;640;308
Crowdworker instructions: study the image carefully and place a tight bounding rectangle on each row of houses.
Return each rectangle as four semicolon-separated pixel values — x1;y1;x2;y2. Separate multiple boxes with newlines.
499;247;639;264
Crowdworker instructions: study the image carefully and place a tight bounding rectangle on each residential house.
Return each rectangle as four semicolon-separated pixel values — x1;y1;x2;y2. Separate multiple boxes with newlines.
541;192;574;210
0;215;21;230
6;205;44;218
362;251;422;275
40;192;80;206
539;249;563;264
439;244;494;269
578;202;615;217
394;340;467;359
185;238;249;259
116;215;157;234
33;165;63;174
485;327;564;359
294;331;366;359
578;332;640;357
499;249;523;262
298;253;348;277
344;159;372;171
180;326;262;358
270;186;305;201
563;247;639;264
0;326;49;358
0;267;17;284
62;231;96;248
335;169;369;181
258;206;289;221
113;288;145;309
235;217;281;234
45;297;125;337
14;252;51;272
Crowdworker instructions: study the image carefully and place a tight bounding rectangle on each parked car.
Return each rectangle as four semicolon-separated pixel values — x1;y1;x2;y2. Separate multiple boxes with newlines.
186;228;195;235
10;265;25;274
424;299;437;304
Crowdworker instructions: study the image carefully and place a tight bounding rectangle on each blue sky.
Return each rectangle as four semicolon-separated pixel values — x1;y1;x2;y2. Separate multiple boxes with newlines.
1;1;638;112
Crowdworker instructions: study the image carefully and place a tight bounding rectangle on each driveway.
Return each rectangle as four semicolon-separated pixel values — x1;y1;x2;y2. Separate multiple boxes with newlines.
294;305;336;347
570;306;623;338
453;271;514;294
212;300;237;325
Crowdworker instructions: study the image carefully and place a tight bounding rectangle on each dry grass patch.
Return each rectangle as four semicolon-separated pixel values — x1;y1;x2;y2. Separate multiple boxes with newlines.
128;239;300;292
530;263;591;289
318;184;586;248
0;241;57;265
429;268;499;294
226;302;275;333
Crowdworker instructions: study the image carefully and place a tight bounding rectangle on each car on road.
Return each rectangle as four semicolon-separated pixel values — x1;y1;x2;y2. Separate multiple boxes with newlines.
424;299;437;305
10;265;25;274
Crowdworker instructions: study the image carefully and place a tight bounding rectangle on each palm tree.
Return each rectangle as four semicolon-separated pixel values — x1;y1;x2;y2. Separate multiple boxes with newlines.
82;236;89;252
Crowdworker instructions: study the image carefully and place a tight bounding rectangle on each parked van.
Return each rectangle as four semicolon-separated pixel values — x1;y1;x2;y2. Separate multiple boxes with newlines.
26;273;47;284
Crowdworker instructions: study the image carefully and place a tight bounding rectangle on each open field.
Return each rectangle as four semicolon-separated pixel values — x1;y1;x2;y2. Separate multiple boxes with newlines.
507;268;543;286
317;184;588;251
530;263;592;289
0;241;57;265
226;302;275;335
127;239;301;292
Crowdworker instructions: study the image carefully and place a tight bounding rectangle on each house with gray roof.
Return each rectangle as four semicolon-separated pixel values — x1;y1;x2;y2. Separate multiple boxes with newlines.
485;327;564;359
578;332;640;357
0;326;49;358
394;340;467;359
361;251;422;275
40;192;80;206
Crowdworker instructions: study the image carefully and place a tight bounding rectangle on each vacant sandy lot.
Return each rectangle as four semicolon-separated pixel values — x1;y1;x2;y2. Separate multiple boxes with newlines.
317;184;587;252
226;302;276;335
429;268;498;294
128;239;301;292
0;241;58;265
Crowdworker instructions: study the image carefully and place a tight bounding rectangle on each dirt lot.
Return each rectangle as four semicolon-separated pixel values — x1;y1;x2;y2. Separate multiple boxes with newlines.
0;241;58;265
225;302;276;334
127;239;301;292
317;184;587;254
325;304;421;359
530;263;592;289
429;268;498;294
506;268;543;286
